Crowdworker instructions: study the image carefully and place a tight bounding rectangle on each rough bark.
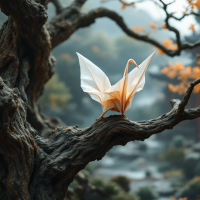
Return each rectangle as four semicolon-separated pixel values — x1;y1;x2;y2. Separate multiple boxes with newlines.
0;0;200;199
0;0;56;136
0;75;199;199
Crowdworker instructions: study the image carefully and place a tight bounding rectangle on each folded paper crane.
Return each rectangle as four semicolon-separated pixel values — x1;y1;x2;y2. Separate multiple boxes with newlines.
77;52;155;119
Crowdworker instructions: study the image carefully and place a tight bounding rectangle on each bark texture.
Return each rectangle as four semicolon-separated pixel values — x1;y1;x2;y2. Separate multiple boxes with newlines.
0;0;200;199
0;75;199;199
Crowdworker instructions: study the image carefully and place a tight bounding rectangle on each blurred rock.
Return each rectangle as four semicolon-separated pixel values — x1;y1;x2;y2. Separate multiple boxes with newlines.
145;170;152;178
193;142;200;152
172;135;185;148
158;163;172;172
175;178;200;200
136;186;159;200
117;151;140;161
138;143;148;151
130;158;147;170
183;152;200;179
109;175;131;192
154;181;176;197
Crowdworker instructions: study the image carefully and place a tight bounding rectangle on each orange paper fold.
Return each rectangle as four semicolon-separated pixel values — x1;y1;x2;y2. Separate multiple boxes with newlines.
77;52;155;118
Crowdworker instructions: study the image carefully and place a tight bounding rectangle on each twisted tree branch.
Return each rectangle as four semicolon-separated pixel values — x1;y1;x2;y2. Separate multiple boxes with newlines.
71;0;87;9
49;0;64;14
79;7;200;56
32;78;199;198
1;69;199;199
0;0;56;137
48;5;200;56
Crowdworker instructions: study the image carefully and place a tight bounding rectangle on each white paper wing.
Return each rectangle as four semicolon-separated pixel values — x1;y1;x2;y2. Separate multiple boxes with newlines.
124;52;155;112
77;53;111;103
127;52;155;97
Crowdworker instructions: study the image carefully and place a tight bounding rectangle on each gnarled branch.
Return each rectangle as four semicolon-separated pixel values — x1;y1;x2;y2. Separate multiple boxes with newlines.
48;5;200;56
32;78;199;198
78;7;200;57
0;72;199;199
0;0;56;136
49;0;64;14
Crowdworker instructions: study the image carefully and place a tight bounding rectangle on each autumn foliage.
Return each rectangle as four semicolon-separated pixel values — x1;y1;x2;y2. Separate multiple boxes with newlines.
161;62;200;95
156;39;178;55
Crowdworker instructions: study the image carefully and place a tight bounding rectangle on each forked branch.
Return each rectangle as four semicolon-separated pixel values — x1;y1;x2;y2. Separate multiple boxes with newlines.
49;0;64;14
48;3;200;56
78;7;200;57
48;0;200;56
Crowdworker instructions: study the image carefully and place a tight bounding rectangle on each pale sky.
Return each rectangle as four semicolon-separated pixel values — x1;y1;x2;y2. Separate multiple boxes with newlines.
57;0;199;37
127;0;199;36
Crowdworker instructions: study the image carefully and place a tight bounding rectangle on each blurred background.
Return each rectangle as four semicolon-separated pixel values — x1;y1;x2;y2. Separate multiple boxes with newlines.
1;0;200;199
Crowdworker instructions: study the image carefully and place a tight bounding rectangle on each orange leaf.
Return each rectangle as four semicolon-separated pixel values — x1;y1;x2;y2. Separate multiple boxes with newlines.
161;67;169;74
170;195;177;200
197;58;200;65
121;3;126;9
194;84;200;93
168;84;178;93
189;24;195;32
162;39;173;49
171;44;178;51
149;23;156;30
193;67;200;79
163;23;167;29
192;0;200;8
157;39;178;55
131;26;145;33
173;62;184;71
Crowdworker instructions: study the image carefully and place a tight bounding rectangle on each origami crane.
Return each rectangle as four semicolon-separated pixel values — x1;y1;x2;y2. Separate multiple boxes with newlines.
77;52;155;119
